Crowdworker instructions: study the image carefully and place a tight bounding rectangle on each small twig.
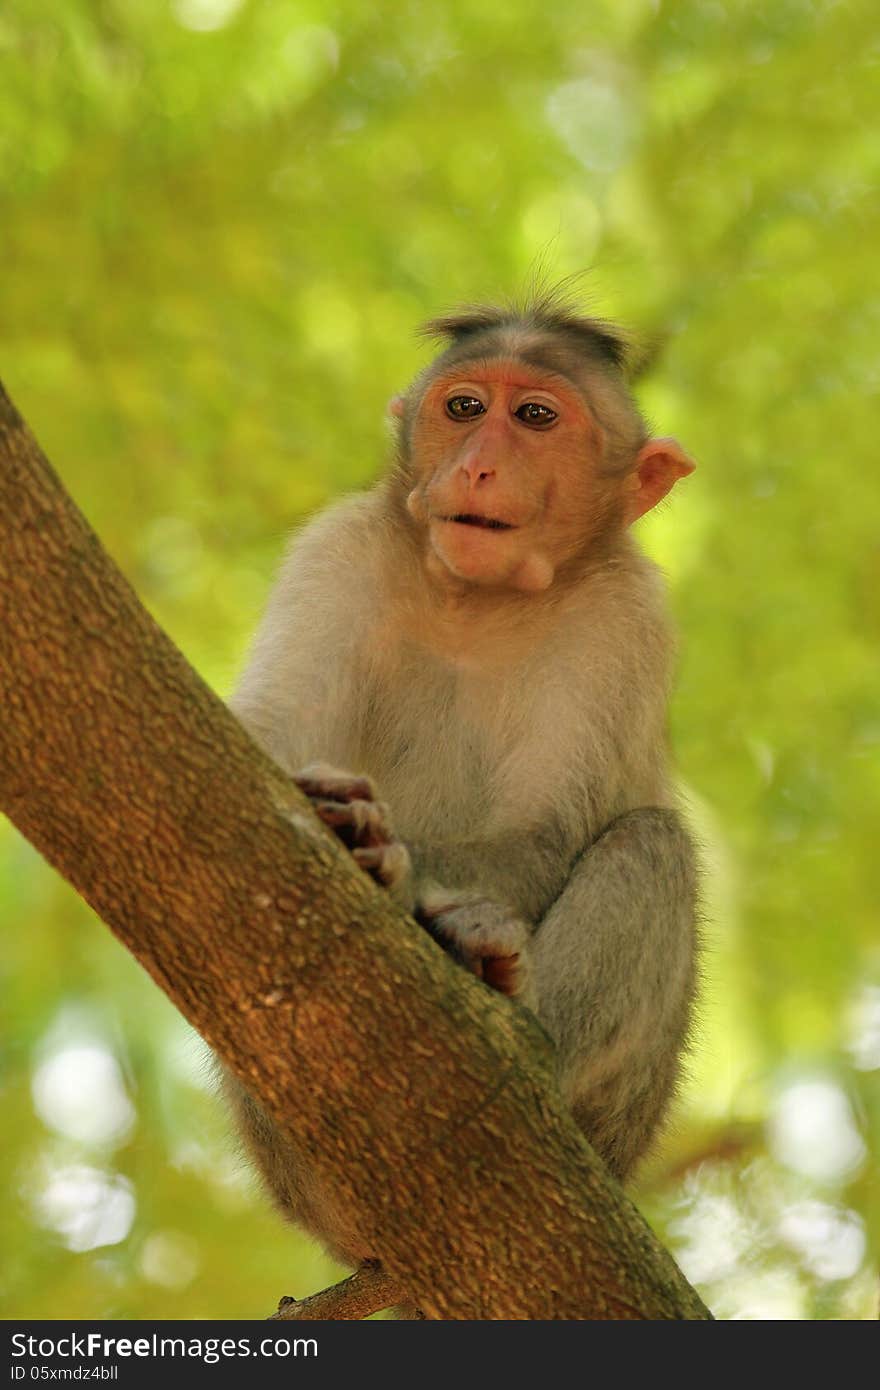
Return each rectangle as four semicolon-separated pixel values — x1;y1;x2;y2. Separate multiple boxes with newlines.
268;1261;413;1320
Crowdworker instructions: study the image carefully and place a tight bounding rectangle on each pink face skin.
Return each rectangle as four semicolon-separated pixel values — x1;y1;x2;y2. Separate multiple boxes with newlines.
401;358;694;594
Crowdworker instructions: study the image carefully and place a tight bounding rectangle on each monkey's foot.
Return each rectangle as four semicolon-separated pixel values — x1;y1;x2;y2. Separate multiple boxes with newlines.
293;763;411;890
417;891;533;1000
268;1261;418;1320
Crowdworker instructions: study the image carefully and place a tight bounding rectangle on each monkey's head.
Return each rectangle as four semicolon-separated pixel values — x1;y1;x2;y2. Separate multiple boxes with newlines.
392;296;695;594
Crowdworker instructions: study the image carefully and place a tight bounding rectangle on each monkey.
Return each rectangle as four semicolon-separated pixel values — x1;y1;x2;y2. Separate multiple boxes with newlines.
224;290;699;1274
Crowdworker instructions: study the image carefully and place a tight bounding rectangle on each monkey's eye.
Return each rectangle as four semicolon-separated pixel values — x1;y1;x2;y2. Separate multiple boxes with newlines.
446;395;486;421
515;402;557;429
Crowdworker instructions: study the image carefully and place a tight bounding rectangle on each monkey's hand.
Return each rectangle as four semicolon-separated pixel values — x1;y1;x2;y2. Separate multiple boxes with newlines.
293;762;411;891
416;888;534;1002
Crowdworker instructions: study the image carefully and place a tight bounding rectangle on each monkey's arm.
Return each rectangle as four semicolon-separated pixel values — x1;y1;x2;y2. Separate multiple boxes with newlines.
228;496;385;771
530;806;698;1181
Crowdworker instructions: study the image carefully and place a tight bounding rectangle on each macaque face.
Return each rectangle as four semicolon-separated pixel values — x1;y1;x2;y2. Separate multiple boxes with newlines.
405;358;614;593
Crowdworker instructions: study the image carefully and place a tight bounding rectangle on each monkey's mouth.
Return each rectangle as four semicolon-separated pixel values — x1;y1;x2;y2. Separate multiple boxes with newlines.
445;514;514;531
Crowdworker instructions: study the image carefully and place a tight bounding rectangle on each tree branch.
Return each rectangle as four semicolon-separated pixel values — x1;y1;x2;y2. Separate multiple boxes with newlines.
269;1261;414;1320
0;381;711;1321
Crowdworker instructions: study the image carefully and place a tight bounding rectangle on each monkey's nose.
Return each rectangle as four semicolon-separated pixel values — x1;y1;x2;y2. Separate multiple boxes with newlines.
460;454;496;484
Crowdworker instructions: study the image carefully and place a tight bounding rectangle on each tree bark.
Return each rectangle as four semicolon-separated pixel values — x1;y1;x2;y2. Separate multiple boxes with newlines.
0;381;711;1321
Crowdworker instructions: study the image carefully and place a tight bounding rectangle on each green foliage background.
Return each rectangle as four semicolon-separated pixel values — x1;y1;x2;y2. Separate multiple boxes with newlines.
1;0;877;1320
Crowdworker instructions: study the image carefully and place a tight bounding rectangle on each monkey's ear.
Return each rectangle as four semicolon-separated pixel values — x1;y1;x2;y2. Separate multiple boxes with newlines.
388;395;406;419
625;437;696;524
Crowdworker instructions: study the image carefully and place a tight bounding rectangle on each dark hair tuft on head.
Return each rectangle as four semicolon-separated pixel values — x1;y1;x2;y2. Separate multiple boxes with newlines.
419;280;636;374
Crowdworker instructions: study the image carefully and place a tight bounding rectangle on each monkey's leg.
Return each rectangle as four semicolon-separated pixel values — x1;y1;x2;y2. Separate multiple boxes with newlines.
269;1261;415;1320
531;807;698;1182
